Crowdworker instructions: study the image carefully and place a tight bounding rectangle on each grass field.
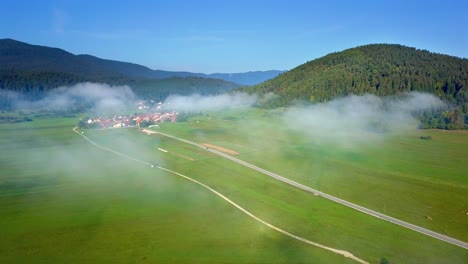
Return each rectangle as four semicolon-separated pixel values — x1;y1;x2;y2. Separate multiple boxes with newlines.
1;112;467;264
157;108;468;242
0;118;352;263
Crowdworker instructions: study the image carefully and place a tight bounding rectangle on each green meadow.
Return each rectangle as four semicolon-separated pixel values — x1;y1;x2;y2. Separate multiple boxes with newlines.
158;108;468;242
1;111;467;264
1;118;351;263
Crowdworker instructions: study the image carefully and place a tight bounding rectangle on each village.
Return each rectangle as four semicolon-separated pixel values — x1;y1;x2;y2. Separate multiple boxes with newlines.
79;100;178;129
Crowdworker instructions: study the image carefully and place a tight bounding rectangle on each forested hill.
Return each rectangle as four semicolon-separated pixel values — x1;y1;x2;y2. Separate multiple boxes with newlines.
0;38;282;84
0;38;203;79
243;44;468;128
0;39;239;107
245;44;467;104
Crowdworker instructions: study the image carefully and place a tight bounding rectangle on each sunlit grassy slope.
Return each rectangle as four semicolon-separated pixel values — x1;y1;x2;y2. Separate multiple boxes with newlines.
1;114;467;264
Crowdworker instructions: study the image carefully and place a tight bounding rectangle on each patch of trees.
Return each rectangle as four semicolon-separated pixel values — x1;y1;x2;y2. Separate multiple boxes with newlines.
0;114;32;124
243;44;468;129
380;258;390;264
418;107;466;129
77;117;101;129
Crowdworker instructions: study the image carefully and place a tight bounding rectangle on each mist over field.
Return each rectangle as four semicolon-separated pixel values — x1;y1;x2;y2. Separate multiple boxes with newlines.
1;84;447;172
163;93;258;112
153;90;446;150
5;83;136;114
0;83;163;189
283;92;445;148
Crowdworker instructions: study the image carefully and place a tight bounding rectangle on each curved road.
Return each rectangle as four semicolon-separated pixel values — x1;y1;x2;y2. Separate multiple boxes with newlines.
157;166;369;264
150;130;468;250
73;128;368;263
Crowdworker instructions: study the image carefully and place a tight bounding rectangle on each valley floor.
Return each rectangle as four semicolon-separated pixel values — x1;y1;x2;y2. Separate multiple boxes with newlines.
1;111;467;263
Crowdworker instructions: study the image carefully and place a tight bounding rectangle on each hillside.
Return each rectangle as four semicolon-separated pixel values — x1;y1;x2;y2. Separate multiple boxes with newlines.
0;39;240;108
244;44;468;128
0;38;205;79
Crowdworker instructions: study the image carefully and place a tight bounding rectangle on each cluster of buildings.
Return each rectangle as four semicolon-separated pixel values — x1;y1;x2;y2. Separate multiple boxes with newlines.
86;115;134;128
85;111;178;129
134;111;177;125
82;101;178;129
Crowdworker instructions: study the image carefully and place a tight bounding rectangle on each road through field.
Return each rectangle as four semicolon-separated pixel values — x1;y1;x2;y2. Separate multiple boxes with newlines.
148;129;468;250
73;127;368;263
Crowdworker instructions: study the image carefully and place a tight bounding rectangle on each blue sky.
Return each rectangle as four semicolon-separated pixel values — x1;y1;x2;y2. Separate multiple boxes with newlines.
2;0;467;73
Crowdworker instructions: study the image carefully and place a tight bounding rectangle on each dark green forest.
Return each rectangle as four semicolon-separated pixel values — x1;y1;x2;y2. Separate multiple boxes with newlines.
0;39;239;110
0;70;238;109
243;44;468;129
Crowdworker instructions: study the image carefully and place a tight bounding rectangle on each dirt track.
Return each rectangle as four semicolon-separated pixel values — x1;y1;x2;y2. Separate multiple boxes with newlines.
141;129;157;135
201;143;239;155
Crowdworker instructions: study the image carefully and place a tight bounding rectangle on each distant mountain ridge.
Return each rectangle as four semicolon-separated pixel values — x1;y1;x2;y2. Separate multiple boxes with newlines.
210;70;284;86
0;38;282;85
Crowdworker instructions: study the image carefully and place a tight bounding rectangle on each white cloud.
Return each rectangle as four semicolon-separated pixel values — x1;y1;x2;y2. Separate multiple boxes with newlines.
283;92;445;149
13;82;136;114
163;92;257;112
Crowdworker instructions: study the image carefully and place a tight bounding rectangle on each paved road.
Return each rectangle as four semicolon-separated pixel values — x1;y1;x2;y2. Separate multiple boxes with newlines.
153;130;468;250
